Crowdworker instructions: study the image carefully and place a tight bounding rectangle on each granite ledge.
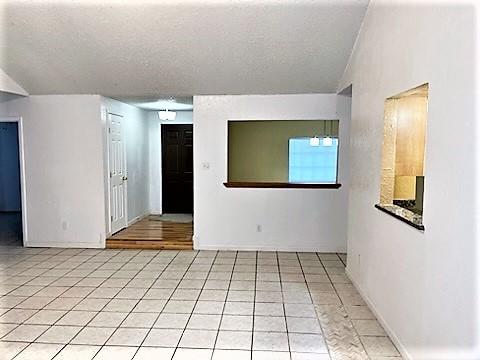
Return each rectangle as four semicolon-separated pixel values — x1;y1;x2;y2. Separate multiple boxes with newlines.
375;204;425;231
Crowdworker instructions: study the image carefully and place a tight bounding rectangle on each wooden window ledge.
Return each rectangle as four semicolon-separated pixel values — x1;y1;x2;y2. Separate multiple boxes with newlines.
223;182;341;189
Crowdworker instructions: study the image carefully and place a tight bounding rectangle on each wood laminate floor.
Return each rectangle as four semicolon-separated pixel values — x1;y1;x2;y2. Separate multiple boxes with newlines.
106;215;193;250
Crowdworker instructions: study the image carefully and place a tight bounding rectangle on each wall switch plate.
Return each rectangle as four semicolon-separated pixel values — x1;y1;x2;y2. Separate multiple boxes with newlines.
202;162;210;170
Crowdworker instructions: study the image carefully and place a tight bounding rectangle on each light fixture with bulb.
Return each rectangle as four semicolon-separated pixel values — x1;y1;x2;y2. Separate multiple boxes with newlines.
322;136;333;146
309;136;320;147
158;109;177;121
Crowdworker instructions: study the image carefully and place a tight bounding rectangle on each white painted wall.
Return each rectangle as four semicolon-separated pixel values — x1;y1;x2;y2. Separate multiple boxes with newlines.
2;95;106;248
101;97;150;229
0;122;21;211
338;1;479;359
147;110;194;215
193;94;350;252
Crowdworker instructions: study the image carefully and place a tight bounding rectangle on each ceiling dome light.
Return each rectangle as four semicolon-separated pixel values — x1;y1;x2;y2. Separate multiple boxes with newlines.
158;109;177;121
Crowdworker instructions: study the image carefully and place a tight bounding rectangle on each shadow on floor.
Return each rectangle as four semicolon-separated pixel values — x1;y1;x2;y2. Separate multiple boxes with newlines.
0;212;23;246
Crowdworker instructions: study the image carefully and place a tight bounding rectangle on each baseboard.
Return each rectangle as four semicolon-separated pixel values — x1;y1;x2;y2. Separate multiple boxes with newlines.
127;212;149;226
345;268;412;360
24;241;104;249
195;243;343;253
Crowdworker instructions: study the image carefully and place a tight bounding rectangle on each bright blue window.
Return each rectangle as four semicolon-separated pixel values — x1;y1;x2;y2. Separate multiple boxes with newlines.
288;138;338;183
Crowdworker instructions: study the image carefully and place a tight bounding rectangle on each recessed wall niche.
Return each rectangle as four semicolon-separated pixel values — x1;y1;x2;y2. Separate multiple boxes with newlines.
376;84;428;230
226;120;341;188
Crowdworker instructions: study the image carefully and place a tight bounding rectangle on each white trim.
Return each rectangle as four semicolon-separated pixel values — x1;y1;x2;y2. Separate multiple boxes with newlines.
195;243;346;253
345;267;411;360
0;116;28;247
29;241;104;249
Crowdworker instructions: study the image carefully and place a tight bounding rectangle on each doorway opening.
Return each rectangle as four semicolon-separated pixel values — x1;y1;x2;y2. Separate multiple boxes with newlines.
0;118;26;247
105;97;194;250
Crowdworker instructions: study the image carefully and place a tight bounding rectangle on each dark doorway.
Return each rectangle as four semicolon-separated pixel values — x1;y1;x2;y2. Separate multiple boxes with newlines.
161;124;193;214
0;121;23;245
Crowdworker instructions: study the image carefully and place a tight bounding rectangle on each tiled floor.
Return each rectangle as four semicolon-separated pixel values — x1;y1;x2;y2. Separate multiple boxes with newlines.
0;244;402;360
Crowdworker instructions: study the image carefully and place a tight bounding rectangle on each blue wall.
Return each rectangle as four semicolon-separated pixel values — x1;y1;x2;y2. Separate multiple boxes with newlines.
0;122;21;211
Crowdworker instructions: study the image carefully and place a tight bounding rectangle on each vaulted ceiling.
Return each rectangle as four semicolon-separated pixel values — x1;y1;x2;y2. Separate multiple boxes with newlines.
0;0;369;97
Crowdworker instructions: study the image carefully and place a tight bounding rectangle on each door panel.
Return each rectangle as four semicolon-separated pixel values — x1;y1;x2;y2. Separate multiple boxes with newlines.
109;113;127;234
162;124;194;214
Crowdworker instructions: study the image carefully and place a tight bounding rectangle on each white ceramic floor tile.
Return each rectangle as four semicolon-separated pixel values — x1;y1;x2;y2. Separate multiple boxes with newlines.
107;327;149;346
89;311;129;327
143;328;183;347
71;327;116;345
132;347;175;360
56;310;97;326
361;336;400;357
153;313;190;329
286;317;322;334
288;333;328;353
133;299;166;313
0;322;17;337
36;325;82;344
14;343;63;360
215;330;252;350
253;332;289;351
0;341;29;360
24;309;67;325
93;346;138;360
172;348;213;360
254;316;286;332
194;301;224;315
2;324;49;342
291;353;331;360
179;329;218;348
352;320;386;336
0;247;401;360
54;344;101;360
121;312;158;328
187;314;221;330
212;349;251;360
252;350;291;360
0;309;37;323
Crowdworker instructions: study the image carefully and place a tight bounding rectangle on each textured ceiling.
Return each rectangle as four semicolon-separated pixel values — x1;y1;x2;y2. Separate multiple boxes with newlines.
0;0;369;96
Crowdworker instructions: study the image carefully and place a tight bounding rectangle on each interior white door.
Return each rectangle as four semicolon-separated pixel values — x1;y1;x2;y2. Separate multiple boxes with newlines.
109;113;127;234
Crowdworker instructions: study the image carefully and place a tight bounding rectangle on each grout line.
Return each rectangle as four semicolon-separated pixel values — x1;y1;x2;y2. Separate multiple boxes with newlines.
276;251;292;360
102;249;183;357
300;252;333;360
250;251;258;360
210;250;238;360
8;249;128;359
3;250;108;357
316;252;372;359
168;250;216;359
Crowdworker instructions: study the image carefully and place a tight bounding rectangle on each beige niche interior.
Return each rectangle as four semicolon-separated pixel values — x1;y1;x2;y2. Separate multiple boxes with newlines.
380;83;428;215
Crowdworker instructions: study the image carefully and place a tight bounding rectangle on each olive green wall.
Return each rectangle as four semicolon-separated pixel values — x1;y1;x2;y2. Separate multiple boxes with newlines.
228;120;339;182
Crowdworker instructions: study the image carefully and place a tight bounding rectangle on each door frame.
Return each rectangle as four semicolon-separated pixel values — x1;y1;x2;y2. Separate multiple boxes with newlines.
106;112;128;236
0;116;28;246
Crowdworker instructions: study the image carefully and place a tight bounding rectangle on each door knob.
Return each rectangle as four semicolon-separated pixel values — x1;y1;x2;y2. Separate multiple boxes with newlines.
122;176;128;181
